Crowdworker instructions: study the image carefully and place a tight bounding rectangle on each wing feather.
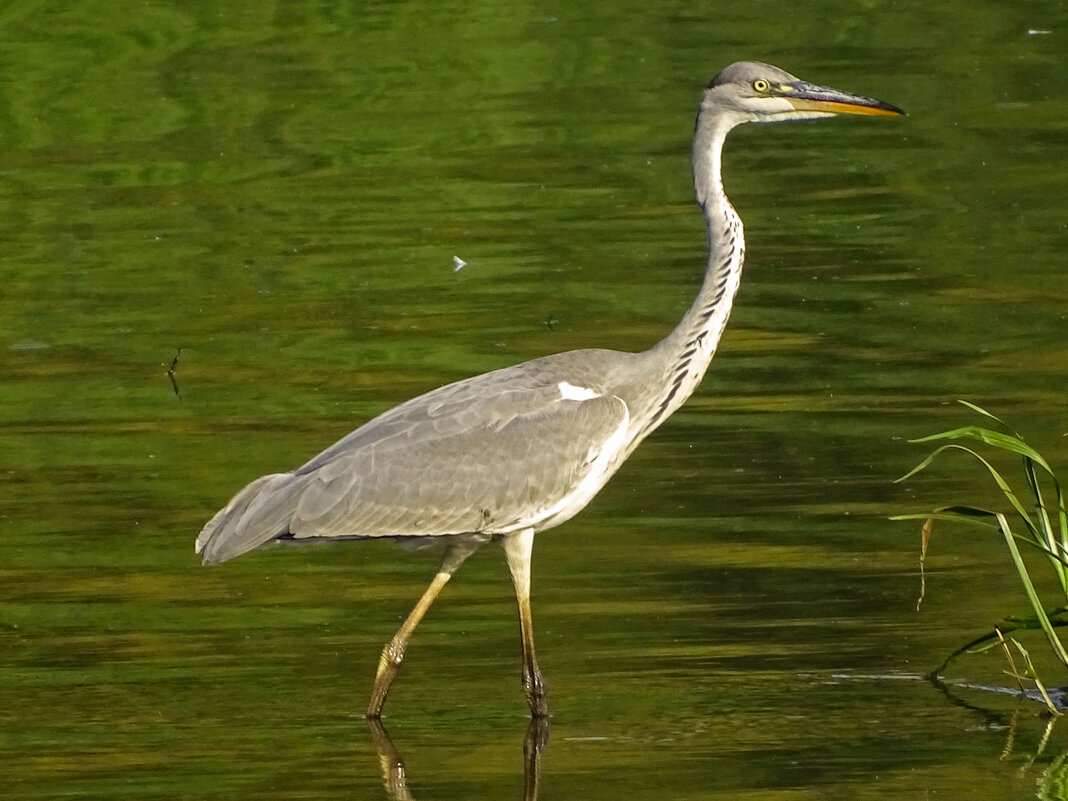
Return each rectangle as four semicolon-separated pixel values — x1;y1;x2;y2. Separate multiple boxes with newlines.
197;357;631;563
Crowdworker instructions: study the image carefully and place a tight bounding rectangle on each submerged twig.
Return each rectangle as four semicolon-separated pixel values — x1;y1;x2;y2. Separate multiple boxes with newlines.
166;347;183;400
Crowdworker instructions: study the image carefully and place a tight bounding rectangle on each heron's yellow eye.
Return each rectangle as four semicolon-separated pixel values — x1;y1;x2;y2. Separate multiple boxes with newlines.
753;79;770;92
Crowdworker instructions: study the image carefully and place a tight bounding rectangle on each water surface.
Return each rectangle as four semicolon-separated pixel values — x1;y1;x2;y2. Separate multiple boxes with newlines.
3;1;1068;799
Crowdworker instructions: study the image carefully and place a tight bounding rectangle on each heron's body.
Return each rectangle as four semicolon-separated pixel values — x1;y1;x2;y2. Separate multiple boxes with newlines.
196;62;902;718
197;251;737;563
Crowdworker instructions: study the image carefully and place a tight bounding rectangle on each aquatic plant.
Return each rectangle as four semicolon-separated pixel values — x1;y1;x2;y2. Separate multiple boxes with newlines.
894;401;1068;713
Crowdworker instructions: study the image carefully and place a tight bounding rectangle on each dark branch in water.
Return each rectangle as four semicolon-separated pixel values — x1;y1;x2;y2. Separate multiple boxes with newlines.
166;347;183;400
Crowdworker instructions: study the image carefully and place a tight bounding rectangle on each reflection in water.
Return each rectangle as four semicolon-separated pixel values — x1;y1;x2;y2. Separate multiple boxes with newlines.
367;718;549;801
1038;748;1068;801
368;720;413;801
999;712;1067;800
913;673;1068;800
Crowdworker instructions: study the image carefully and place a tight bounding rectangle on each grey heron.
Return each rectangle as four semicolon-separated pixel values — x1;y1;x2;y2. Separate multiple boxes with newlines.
196;62;903;719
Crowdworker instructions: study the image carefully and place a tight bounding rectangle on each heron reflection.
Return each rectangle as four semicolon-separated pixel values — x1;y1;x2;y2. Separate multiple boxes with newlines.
366;718;548;801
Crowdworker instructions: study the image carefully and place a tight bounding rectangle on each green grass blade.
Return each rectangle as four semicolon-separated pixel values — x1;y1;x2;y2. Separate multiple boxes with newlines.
1024;456;1067;595
956;400;1011;430
1058;482;1068;572
909;427;1055;475
1024;457;1057;544
996;512;1068;670
951;448;1042;540
890;511;999;531
936;505;1002;518
1039;469;1068;575
898;444;1043;542
894;444;959;483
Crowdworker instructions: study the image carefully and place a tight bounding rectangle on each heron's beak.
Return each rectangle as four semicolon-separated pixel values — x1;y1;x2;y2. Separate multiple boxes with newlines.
782;82;904;117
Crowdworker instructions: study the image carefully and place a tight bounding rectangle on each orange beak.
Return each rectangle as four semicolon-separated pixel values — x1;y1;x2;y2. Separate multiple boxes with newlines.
783;81;905;116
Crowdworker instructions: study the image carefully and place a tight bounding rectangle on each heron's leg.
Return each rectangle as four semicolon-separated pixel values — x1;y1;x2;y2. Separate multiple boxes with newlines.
501;529;549;718
366;538;482;719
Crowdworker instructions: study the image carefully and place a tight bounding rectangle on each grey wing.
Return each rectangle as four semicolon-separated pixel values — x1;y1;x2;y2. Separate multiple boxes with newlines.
290;388;628;539
196;369;629;564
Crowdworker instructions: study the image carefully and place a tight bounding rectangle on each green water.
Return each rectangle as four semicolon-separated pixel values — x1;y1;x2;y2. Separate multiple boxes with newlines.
4;1;1068;798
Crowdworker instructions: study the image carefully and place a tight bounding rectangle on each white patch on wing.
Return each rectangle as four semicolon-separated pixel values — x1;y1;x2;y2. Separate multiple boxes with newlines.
558;381;600;401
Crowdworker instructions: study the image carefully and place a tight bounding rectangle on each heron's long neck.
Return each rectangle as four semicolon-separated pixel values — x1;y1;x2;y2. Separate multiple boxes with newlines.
637;114;744;434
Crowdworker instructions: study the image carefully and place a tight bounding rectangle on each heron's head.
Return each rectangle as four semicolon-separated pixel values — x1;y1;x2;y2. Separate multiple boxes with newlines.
703;61;904;124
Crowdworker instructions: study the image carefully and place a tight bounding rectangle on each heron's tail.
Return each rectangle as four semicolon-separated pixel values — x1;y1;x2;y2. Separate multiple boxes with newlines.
196;472;312;565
